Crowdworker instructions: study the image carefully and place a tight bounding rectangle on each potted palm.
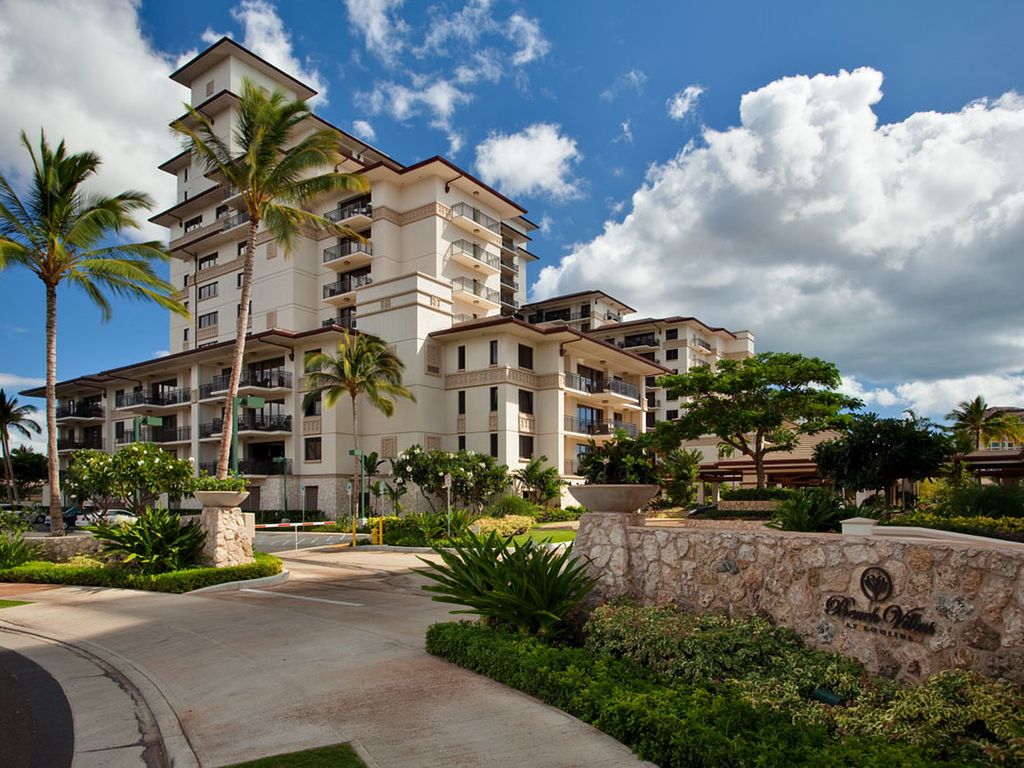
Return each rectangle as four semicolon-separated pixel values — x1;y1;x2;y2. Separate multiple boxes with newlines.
570;433;660;513
192;474;249;508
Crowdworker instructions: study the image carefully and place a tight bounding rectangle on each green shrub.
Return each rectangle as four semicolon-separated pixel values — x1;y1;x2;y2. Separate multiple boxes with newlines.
882;512;1024;543
92;507;205;574
192;473;249;492
0;551;282;593
474;515;535;537
426;622;953;767
937;484;1024;519
0;531;38;569
691;506;774;520
721;487;796;501
767;489;847;532
486;495;540;519
418;531;596;638
536;505;586;523
252;509;326;525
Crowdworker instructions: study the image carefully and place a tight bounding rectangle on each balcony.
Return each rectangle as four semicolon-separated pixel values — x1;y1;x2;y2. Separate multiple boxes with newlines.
117;426;192;445
500;295;520;309
169;209;250;253
115;387;191;410
689;337;715;354
450;202;501;244
323;239;373;271
602;378;640;401
451;276;500;309
448;239;500;274
563;458;581;476
323;273;373;306
564;374;640;405
199;369;293;400
620;335;658;350
56;402;104;421
499;274;519;290
57;437;104;452
322;315;357;330
500;258;519;274
198;458;291;476
325;198;372;228
197;415;292;437
563;416;638;438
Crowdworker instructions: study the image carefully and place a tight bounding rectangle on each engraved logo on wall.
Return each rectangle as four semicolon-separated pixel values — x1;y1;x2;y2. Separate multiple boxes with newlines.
823;566;936;642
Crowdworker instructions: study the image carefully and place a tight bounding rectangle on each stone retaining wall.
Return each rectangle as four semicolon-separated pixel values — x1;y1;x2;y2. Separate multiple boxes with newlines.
25;533;102;562
576;513;1024;682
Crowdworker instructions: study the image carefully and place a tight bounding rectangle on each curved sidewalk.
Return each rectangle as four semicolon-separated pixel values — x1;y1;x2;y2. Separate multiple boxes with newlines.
0;551;651;768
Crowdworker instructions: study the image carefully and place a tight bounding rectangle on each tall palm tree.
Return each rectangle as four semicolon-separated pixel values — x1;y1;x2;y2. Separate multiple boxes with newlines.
0;131;187;535
0;390;41;503
303;330;415;516
173;80;368;479
946;395;1024;451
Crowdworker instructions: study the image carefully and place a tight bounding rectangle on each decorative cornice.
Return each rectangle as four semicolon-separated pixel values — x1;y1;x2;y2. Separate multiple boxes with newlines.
444;367;562;391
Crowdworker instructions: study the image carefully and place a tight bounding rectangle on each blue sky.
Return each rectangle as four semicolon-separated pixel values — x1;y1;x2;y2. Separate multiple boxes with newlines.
2;0;1024;427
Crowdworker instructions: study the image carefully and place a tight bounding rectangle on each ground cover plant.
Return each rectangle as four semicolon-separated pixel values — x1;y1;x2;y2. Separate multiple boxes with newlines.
882;512;1024;543
0;551;282;593
427;602;1024;766
92;507;205;574
510;528;576;545
767;488;848;532
225;742;365;768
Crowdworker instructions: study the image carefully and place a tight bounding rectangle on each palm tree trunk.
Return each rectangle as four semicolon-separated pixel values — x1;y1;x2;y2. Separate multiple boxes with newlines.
1;428;15;503
45;283;63;536
351;396;360;519
216;220;258;479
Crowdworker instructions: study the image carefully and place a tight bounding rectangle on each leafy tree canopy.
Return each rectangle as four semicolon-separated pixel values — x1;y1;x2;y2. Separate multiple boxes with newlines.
392;445;509;511
65;444;195;514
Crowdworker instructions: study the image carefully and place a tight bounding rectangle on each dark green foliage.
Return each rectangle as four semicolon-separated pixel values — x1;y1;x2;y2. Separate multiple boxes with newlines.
721;487;796;501
883;512;1024;543
413;508;479;542
814;413;951;504
418;531;596;638
0;531;37;568
426;622;956;767
690;506;775;520
512;456;565;504
251;509;326;524
938;484;1024;519
535;505;586;523
486;494;541;518
767;488;847;532
225;742;366;768
10;446;47;494
0;552;282;592
92;507;205;574
578;432;659;484
392;445;509;511
192;474;248;492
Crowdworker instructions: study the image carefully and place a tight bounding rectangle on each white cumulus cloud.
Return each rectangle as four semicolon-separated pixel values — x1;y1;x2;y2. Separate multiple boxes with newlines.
667;84;704;120
475;123;583;200
352;119;377;141
601;68;647;101
844;374;1024;420
344;0;409;65
508;13;550;65
533;68;1024;394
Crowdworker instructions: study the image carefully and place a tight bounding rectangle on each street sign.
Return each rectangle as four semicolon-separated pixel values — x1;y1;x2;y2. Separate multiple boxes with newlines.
346;481;353;494
443;473;452;489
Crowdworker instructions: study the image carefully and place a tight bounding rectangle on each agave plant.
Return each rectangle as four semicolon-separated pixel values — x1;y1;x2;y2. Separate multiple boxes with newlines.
92;507;205;574
418;531;597;638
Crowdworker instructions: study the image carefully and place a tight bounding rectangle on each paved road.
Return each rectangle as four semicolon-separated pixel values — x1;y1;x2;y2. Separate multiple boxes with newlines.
0;647;74;767
254;531;354;552
0;550;651;768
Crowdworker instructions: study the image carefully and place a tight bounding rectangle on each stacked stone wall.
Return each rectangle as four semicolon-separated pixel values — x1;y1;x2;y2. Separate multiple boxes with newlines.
576;513;1024;682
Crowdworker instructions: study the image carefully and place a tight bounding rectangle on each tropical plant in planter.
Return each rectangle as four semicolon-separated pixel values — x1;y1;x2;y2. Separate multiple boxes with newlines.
192;473;249;507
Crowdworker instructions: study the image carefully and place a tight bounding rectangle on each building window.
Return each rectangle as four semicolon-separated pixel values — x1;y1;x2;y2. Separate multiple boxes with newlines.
182;167;188;183
215;204;229;220
518;389;533;414
489;386;498;412
183;328;189;341
458;435;466;451
304;437;322;461
198;311;218;329
304;393;322;417
205;79;214;97
581;322;590;332
666;348;679;360
237;241;247;256
237;272;244;288
197;282;217;300
237;301;252;317
519;435;534;460
489;339;498;365
517;344;533;370
666;409;679;420
184;215;203;233
645;376;657;387
198;252;218;270
457;390;466;415
489;433;498;458
457;345;466;370
665;328;678;341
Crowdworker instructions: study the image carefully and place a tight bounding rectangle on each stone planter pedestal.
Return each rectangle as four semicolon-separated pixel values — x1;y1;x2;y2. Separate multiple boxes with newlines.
194;491;255;568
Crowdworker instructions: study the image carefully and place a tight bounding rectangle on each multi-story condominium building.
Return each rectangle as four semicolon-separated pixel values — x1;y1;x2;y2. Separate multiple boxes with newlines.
28;38;664;513
521;298;755;427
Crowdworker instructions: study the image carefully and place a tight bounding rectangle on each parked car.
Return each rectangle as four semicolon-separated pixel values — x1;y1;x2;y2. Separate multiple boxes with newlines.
37;506;86;530
77;508;138;527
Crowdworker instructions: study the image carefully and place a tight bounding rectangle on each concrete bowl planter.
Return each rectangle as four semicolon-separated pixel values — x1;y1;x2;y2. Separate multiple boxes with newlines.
194;490;250;508
569;484;660;513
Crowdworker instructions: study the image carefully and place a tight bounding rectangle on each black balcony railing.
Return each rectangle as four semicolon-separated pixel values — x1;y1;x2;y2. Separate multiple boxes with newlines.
500;258;519;273
115;387;191;408
202;369;293;398
450;239;500;269
563;374;639;401
221;210;249;231
621;335;657;348
325;199;372;222
58;437;104;451
500;295;520;309
602;378;639;400
199;421;222;438
564;372;599;394
324;239;373;264
323;273;373;298
322;315;357;329
151;426;192;443
451;202;499;234
200;458;291;476
56;402;103;419
237;414;292;432
563;416;638;437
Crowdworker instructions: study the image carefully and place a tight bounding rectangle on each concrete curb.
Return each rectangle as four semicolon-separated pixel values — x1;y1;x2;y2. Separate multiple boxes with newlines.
188;569;290;594
0;618;202;768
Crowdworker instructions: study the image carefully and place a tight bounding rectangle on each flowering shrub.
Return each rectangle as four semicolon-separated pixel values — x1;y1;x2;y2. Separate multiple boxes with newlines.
392;445;509;511
474;515;535;537
67;444;196;514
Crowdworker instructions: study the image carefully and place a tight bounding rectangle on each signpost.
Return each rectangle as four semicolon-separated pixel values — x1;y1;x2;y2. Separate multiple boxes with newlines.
443;472;453;538
345;481;354;547
349;448;365;524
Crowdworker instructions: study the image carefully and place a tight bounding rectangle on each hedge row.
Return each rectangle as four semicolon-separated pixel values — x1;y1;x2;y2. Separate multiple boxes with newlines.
425;622;956;768
0;551;282;593
720;487;796;501
882;512;1024;543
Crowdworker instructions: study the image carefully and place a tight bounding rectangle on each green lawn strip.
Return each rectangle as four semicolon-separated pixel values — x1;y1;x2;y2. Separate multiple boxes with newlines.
511;528;576;545
0;551;282;593
225;743;365;768
0;599;30;608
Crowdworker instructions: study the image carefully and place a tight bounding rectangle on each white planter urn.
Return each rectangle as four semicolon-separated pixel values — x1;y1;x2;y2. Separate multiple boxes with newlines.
194;490;250;508
568;484;659;514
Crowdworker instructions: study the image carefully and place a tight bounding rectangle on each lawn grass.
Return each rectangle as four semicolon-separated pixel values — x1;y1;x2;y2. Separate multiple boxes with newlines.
225;743;365;768
511;527;576;545
0;599;29;608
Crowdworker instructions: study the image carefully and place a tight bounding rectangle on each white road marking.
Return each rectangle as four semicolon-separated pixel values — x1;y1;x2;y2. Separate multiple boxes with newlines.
239;588;363;607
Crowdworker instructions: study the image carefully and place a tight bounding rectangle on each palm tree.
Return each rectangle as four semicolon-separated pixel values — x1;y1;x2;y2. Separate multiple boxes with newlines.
0;131;187;535
173;79;368;479
303;330;415;517
946;395;1024;452
0;390;41;503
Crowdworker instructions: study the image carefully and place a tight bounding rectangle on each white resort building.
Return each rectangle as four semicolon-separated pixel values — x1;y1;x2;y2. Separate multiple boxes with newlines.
27;38;753;514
